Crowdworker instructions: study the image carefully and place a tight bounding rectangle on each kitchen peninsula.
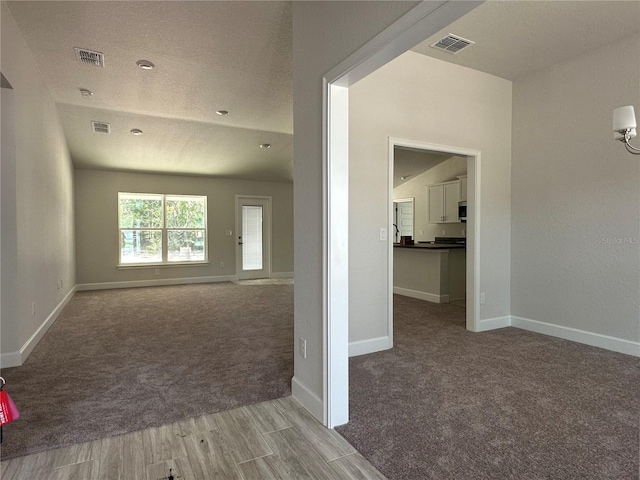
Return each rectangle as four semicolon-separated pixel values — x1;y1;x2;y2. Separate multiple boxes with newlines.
393;237;465;303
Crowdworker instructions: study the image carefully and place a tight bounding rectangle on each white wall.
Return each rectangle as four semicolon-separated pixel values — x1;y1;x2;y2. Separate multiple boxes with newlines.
349;51;512;347
75;169;293;285
511;34;640;343
393;155;467;241
292;0;420;418
1;3;76;365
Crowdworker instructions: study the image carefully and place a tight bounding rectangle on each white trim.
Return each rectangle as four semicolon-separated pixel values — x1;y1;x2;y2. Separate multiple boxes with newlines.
323;83;350;428
393;286;449;304
76;275;235;291
477;315;512;332
270;272;294;279
512;316;640;357
292;376;324;422
349;336;392;357
1;287;77;368
322;0;483;429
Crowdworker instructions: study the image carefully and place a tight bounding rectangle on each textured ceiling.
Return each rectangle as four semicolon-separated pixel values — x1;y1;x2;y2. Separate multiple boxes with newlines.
6;1;293;181
7;1;640;182
412;1;640;81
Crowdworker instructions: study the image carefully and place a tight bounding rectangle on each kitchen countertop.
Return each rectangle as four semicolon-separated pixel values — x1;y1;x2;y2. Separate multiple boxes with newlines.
393;242;465;249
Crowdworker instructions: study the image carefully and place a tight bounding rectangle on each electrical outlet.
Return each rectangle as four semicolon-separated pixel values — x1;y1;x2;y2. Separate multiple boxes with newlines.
442;229;446;235
220;261;225;268
32;302;36;316
299;338;307;359
419;229;424;236
225;230;232;236
379;228;387;241
154;269;160;276
480;293;486;304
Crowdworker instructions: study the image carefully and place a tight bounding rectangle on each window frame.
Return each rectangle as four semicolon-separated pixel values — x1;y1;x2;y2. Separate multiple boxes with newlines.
118;192;208;268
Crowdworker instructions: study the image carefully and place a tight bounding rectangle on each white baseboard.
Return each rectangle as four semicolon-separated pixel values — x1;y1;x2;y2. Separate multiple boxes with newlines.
76;275;236;291
291;376;323;423
511;316;640;357
476;315;512;332
271;272;294;279
349;336;392;357
1;287;77;368
393;286;448;304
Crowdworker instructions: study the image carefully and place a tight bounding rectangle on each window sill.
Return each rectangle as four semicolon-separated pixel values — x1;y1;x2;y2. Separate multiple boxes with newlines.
117;262;210;270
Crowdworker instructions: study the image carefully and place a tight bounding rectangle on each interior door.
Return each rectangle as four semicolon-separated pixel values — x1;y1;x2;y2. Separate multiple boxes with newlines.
236;197;271;279
393;199;414;242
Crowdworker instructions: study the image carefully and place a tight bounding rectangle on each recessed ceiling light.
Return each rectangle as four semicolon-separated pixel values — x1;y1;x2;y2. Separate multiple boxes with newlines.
216;110;229;116
79;88;93;98
260;143;271;149
130;129;143;135
136;60;154;70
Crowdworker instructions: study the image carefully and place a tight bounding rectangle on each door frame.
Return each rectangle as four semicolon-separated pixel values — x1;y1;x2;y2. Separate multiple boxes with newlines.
388;138;481;337
392;197;414;244
234;195;272;280
322;1;483;427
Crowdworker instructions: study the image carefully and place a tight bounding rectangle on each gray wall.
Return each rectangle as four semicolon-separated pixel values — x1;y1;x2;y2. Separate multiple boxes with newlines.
75;169;293;284
292;0;420;415
511;34;640;342
349;51;513;347
1;3;76;358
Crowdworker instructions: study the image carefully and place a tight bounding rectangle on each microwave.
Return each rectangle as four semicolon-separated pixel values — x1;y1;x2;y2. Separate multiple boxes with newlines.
458;202;467;222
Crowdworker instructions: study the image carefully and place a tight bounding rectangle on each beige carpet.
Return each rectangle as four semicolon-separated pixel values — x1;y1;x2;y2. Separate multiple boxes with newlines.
336;295;640;479
0;282;293;460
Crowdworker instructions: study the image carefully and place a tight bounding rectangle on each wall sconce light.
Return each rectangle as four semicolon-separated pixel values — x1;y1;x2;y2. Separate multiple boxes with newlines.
613;106;639;155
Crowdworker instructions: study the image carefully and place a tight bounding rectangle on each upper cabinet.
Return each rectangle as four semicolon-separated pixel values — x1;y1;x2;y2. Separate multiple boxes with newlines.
428;181;460;224
458;175;468;202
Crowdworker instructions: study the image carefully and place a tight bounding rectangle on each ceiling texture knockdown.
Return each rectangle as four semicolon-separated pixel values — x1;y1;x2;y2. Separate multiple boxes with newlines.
6;1;293;182
5;1;640;182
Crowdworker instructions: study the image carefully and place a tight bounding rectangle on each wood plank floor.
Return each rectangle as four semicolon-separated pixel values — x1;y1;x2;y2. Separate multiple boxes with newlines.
0;397;386;480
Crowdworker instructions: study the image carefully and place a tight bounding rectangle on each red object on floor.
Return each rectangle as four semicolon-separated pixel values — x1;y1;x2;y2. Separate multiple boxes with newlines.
0;377;19;426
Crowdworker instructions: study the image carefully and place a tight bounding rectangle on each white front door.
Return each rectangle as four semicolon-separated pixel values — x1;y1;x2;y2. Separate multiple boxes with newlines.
236;196;271;279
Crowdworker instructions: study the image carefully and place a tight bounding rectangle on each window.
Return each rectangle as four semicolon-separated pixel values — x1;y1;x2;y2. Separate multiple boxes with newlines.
118;193;207;265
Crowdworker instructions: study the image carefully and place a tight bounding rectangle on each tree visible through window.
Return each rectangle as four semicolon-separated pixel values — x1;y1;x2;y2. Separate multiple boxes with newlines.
118;193;207;264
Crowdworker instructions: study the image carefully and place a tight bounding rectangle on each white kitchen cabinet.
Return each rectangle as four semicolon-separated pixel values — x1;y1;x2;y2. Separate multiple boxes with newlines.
428;181;460;224
458;175;467;202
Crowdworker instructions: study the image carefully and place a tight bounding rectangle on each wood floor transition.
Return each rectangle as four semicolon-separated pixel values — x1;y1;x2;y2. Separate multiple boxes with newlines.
1;396;385;480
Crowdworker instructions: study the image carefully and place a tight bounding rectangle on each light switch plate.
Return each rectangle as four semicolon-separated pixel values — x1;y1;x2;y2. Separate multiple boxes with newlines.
380;228;387;241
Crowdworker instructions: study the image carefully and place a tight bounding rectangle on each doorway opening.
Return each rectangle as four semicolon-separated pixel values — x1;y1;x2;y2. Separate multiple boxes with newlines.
322;1;482;427
389;139;479;339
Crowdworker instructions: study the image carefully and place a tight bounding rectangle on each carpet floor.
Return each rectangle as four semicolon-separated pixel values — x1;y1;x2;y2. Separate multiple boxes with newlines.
0;282;293;460
336;295;640;480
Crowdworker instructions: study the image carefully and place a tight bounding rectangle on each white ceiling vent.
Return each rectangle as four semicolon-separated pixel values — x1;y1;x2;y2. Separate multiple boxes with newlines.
75;48;105;67
430;34;475;54
91;121;111;134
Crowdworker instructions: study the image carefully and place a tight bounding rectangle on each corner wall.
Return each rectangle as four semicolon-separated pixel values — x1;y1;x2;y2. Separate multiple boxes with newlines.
349;51;513;348
74;169;293;286
511;33;640;346
292;0;420;419
1;3;76;366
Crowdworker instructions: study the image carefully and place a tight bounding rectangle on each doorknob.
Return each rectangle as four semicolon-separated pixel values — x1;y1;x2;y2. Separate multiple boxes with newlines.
238;242;243;245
